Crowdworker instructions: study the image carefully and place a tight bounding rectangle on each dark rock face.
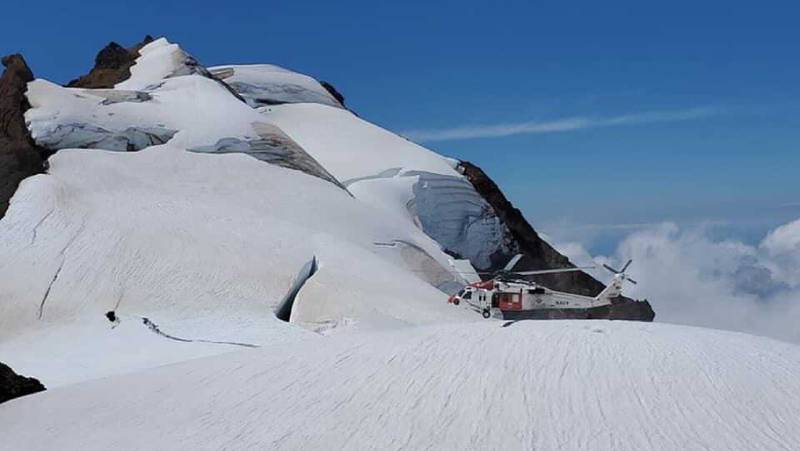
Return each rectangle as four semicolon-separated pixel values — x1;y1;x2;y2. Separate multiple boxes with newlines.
0;362;45;404
459;161;604;296
459;161;655;321
608;296;656;321
501;296;655;321
66;35;154;88
0;54;47;218
319;80;345;107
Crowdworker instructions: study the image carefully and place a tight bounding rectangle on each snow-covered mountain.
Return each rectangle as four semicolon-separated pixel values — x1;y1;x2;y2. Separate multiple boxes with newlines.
1;37;796;449
1;37;483;387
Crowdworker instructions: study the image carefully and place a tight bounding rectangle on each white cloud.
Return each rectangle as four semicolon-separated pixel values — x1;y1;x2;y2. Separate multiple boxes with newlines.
403;107;719;142
761;218;800;286
553;219;800;344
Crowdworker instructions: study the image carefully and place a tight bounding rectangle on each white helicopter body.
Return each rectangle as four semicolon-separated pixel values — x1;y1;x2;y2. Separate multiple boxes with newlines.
448;256;637;319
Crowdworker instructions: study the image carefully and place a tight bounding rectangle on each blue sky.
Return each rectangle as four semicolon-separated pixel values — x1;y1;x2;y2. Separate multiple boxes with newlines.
3;0;798;252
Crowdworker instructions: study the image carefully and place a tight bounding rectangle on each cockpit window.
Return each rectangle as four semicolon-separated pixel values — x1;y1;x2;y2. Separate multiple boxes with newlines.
462;291;472;300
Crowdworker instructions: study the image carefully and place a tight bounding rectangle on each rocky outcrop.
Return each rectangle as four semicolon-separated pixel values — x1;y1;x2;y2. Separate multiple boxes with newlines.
0;54;47;218
70;37;247;104
0;362;45;404
319;80;345;107
501;297;655;321
459;161;605;296
66;35;154;88
608;296;656;321
459;161;655;320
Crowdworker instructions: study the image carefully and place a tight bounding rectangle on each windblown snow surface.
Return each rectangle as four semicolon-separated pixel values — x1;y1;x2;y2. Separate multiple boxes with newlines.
3;321;800;450
2;38;800;450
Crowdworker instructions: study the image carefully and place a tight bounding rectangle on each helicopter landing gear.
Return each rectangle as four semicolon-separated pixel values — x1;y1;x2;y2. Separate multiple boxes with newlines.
482;309;491;319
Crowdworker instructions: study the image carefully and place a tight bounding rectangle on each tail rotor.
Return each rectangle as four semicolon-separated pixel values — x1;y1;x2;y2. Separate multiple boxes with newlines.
603;259;638;285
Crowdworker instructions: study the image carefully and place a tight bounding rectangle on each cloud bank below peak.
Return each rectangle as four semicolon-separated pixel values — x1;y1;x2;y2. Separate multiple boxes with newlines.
551;218;800;344
403;107;720;142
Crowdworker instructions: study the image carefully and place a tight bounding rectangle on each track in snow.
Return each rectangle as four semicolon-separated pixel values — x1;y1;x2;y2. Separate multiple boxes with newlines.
140;317;259;348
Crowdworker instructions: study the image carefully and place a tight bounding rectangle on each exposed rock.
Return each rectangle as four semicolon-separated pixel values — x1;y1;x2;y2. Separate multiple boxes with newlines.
459;160;604;296
66;35;154;88
340;167;512;270
66;36;239;101
0;54;47;218
319;80;345;107
0;362;45;404
607;296;656;321
94;38;247;104
459;160;655;321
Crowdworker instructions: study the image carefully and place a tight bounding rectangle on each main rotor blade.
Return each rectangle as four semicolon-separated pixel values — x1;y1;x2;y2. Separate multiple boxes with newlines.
603;263;620;274
503;254;524;272
514;266;595;276
627;278;638;285
621;259;633;273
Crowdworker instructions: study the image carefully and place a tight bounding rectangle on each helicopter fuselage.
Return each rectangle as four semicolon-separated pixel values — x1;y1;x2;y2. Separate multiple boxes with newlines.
448;278;614;319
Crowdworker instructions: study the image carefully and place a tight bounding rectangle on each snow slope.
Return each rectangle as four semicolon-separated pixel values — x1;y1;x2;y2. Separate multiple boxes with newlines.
260;103;514;268
26;74;261;152
3;320;799;451
2;38;475;387
25;37;514;274
0;142;476;386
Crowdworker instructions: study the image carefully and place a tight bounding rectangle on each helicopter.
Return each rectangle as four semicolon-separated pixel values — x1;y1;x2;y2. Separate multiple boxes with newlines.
447;254;638;319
